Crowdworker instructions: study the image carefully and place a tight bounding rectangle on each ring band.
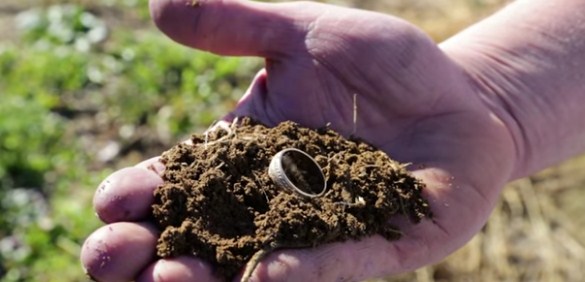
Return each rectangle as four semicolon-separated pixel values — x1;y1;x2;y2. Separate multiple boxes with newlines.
268;148;327;198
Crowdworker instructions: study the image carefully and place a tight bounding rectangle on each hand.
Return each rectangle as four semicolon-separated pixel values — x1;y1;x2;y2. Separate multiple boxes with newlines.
81;0;517;281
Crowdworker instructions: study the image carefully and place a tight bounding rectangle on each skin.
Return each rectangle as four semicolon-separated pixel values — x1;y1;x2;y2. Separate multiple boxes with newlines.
80;0;585;281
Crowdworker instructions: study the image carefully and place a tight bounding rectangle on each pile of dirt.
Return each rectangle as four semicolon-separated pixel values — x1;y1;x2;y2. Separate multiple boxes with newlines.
152;118;431;280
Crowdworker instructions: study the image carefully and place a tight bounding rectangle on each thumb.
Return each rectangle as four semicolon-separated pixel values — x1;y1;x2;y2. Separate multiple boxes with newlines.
149;0;322;58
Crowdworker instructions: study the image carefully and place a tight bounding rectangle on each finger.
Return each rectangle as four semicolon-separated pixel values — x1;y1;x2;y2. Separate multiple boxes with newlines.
94;166;163;223
149;0;323;57
137;256;219;282
81;222;159;282
239;237;401;281
241;228;447;282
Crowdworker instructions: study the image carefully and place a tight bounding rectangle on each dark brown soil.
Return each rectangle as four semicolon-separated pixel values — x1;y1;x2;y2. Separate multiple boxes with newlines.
152;118;431;280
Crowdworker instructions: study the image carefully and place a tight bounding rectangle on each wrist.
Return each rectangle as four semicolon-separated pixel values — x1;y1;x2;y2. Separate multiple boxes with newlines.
441;0;585;179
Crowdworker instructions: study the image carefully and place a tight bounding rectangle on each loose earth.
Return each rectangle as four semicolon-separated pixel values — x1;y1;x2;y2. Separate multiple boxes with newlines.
152;118;431;280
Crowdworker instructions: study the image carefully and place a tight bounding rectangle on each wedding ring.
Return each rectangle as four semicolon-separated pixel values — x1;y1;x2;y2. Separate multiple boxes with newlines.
268;148;327;198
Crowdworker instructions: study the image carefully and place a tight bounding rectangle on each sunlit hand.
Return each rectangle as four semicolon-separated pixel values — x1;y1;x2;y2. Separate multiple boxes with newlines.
81;0;518;281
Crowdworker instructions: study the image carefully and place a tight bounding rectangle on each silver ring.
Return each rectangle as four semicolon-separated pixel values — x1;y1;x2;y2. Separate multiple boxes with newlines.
268;148;327;198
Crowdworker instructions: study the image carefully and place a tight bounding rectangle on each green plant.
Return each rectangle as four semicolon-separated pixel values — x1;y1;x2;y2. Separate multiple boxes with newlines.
103;32;260;135
0;3;260;280
16;4;107;52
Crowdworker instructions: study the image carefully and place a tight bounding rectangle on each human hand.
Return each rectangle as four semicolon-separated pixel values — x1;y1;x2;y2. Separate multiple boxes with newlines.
81;0;517;281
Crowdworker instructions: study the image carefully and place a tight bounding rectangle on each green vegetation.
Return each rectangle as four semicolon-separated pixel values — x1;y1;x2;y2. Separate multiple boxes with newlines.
0;2;258;281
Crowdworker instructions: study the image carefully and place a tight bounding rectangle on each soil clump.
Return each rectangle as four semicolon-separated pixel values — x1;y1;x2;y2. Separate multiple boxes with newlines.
153;118;431;280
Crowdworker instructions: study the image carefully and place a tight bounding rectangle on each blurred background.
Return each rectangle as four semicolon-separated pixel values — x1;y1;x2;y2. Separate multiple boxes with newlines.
1;0;585;281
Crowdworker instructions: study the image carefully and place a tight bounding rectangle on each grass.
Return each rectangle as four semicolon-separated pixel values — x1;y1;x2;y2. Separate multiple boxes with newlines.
3;0;585;281
0;1;258;280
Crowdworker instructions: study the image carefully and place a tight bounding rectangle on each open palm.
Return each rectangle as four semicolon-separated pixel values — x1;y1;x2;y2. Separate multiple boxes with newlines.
81;1;516;281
